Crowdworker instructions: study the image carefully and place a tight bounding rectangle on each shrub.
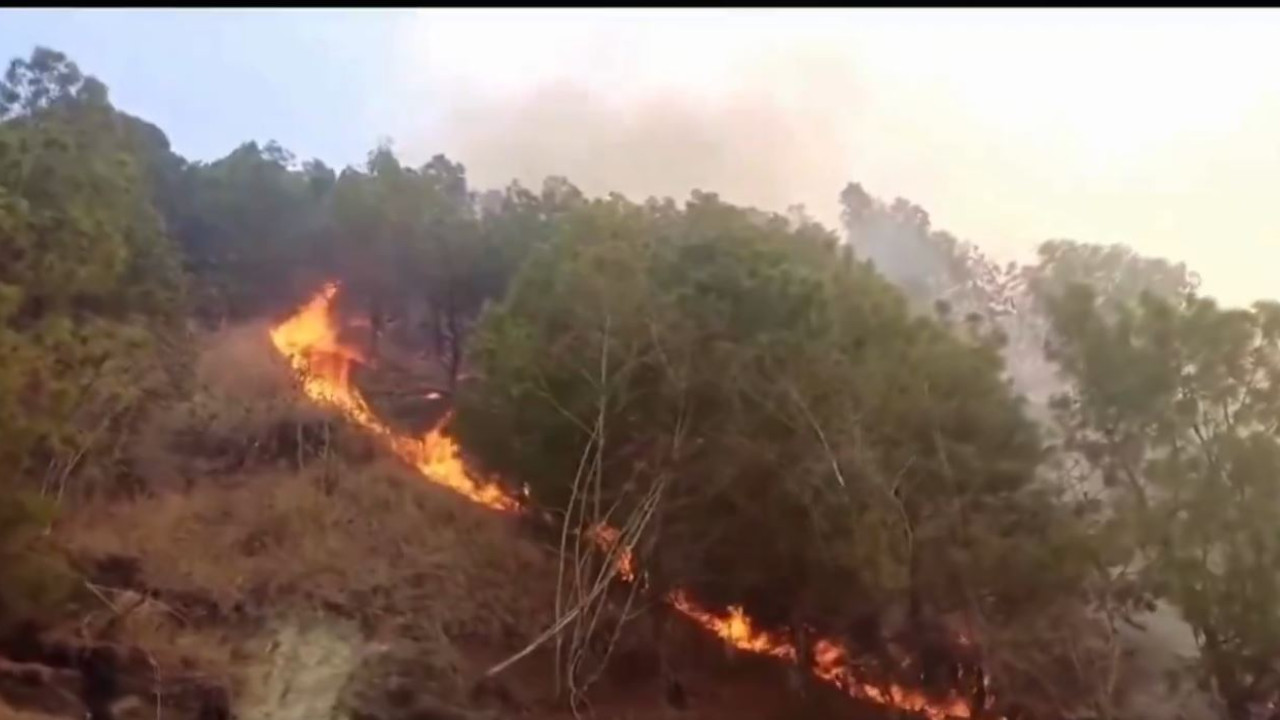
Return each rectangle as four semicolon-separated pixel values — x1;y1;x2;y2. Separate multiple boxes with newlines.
0;491;78;635
455;193;1061;651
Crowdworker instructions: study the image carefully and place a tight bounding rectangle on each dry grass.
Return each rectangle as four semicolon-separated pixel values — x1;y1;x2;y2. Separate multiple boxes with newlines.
126;323;375;489
61;461;555;643
4;321;880;720
24;322;559;718
57;458;559;717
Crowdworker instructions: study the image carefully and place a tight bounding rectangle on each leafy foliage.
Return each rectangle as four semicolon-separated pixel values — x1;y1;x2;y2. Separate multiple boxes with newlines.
0;490;77;633
0;47;187;494
454;190;1087;684
1047;286;1280;718
167;140;326;323
1027;239;1201;316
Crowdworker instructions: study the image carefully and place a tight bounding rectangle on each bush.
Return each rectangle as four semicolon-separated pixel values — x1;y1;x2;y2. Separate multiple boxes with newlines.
455;193;1061;649
0;491;78;634
0;48;190;499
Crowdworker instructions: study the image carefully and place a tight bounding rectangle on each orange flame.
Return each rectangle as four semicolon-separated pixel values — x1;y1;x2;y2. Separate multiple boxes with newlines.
587;525;638;582
268;282;517;512
269;283;978;720
668;593;973;720
269;283;376;426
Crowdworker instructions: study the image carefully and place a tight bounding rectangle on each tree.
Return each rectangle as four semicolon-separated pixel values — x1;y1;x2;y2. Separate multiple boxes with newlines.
456;190;1091;711
1026;239;1201;317
0;491;76;633
411;154;484;387
170;139;325;324
326;148;538;388
0;47;108;120
0;47;187;495
1047;284;1280;719
839;182;1019;321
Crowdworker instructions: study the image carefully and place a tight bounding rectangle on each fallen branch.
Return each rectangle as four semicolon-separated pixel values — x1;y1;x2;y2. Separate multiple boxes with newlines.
483;575;612;679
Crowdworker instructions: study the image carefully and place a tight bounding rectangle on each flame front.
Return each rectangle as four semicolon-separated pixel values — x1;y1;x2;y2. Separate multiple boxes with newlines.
668;593;973;720
269;283;375;426
268;282;517;512
269;284;977;720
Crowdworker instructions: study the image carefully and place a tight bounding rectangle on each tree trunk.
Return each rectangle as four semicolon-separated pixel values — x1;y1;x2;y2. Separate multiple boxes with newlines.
653;609;688;710
430;307;445;366
789;622;815;698
368;295;385;362
1204;632;1252;720
445;302;462;393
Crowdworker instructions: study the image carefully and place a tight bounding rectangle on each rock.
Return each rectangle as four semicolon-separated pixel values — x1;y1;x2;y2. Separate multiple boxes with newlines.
236;619;365;720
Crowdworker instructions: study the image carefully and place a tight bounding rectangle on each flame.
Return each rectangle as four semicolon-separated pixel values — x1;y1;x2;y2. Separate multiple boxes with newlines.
668;593;973;720
588;524;637;582
269;282;517;512
669;590;795;660
269;283;377;426
269;283;979;720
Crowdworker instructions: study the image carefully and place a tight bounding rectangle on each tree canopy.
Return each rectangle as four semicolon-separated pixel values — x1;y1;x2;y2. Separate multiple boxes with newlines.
453;191;1110;713
0;47;186;489
1046;286;1280;718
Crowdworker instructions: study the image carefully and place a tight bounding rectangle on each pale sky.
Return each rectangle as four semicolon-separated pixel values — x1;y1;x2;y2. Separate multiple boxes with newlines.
3;9;1278;306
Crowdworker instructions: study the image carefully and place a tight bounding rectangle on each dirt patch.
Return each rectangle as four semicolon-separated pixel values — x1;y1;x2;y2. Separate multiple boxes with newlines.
237;619;364;720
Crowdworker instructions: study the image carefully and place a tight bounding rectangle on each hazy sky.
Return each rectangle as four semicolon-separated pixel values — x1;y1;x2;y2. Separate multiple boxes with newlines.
3;9;1278;306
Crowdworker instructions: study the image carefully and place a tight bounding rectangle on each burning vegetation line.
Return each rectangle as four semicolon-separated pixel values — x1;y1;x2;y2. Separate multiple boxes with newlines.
268;283;980;720
268;283;518;512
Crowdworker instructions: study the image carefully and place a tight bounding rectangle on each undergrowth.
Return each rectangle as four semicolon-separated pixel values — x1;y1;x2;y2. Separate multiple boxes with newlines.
0;322;558;718
61;463;554;640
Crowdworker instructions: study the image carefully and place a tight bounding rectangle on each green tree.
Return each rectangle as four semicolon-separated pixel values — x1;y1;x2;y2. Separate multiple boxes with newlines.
1026;239;1201;316
0;47;187;494
457;191;1093;711
0;491;76;633
329;146;452;362
327;147;528;386
1047;284;1280;718
171;139;325;323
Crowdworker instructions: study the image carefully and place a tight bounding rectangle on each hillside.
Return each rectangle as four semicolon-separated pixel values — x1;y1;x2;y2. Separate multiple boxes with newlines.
3;44;1279;720
1;303;927;720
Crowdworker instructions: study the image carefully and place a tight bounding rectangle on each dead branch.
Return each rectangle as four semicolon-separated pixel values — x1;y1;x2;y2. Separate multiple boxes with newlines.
486;314;672;717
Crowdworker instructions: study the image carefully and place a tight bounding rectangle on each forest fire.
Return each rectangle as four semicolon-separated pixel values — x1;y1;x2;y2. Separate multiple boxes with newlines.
268;282;518;512
269;283;979;720
668;593;973;720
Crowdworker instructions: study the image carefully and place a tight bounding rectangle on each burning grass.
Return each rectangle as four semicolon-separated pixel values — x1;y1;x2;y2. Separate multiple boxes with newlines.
269;283;518;512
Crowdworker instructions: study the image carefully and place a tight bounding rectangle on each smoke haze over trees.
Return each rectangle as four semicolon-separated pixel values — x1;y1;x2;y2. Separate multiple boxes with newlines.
2;44;1279;720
